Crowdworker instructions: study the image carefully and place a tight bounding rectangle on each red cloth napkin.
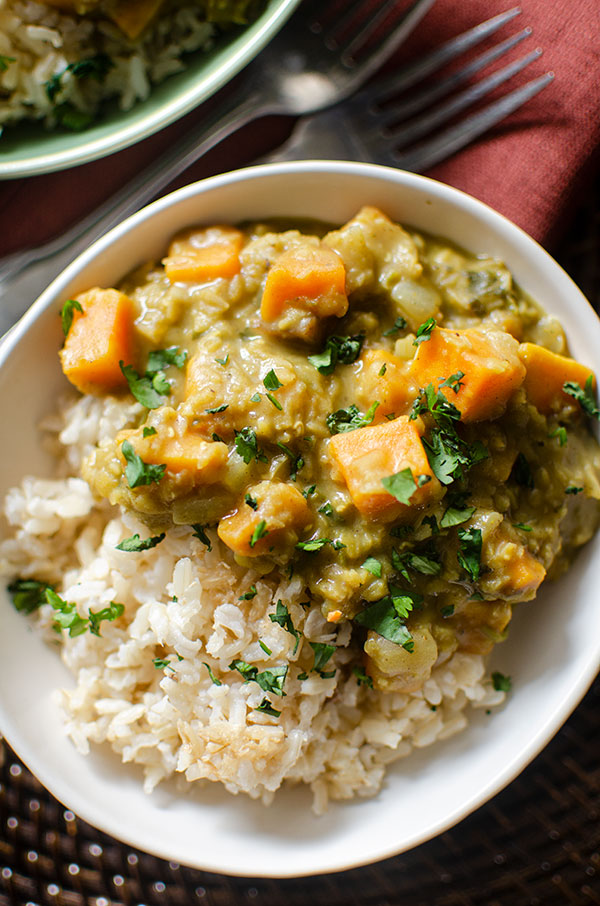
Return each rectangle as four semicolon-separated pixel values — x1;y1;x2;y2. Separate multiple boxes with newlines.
0;0;599;256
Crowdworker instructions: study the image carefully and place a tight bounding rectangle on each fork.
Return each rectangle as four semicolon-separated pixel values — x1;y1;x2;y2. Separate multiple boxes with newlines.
266;6;554;169
0;0;435;334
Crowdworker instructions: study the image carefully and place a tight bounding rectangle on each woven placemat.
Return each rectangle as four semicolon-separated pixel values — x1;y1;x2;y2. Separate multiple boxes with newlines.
1;182;599;906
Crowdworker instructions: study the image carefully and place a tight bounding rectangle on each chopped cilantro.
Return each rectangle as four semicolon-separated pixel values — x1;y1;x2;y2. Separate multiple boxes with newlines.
326;401;379;435
392;549;441;581
491;671;512;693
353;666;374;688
191;524;212;551
422;515;439;534
511;452;534;489
440;604;454;617
45;53;113;102
379;363;387;376
513;523;533;531
438;371;465;393
228;660;288;696
234;427;268;464
354;596;414;650
88;602;124;636
309;642;336;677
244;493;258;510
250;392;261;402
250;520;268;548
259;640;272;656
116;532;165;552
549;426;568;446
413;317;436;346
457;527;483;581
361;557;382;577
254;698;281;717
45;589;88;637
296;537;331;552
266;392;283;410
383;316;407;337
563;376;600;420
302;484;316;498
7;578;53;614
318;501;334;517
142;426;157;438
0;55;16;73
147;346;187;372
59;298;83;336
239;584;258;600
566;485;584;495
212;432;224;443
215;354;229;366
119;362;167;409
381;468;416;506
440;496;476;528
203;662;222;685
276;442;304;480
205;404;228;414
121;440;166;488
153;657;175;671
308;334;364;375
269;600;301;653
263;369;283;391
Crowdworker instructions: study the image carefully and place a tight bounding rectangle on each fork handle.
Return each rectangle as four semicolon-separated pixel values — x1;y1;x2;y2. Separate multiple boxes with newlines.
0;84;270;335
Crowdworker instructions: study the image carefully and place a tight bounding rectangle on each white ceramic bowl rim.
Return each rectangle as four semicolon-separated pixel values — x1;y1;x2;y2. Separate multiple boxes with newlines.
1;162;599;878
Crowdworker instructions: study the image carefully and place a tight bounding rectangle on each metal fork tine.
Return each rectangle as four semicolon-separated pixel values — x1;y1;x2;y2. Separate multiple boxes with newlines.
338;0;435;65
390;47;543;149
395;71;554;172
359;6;522;103
372;27;532;129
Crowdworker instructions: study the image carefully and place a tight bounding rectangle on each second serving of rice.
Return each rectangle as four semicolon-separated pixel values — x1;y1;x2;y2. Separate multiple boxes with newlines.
0;392;503;812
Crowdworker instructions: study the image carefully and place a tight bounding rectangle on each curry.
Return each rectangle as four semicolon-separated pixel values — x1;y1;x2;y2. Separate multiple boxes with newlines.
57;206;600;694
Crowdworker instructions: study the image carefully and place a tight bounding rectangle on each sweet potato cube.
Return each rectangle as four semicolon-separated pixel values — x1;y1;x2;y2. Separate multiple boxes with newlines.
409;326;525;422
485;537;546;602
118;428;228;481
260;244;347;323
328;415;441;521
218;481;312;557
108;0;164;37
59;287;135;395
355;349;414;419
518;342;596;413
163;226;244;283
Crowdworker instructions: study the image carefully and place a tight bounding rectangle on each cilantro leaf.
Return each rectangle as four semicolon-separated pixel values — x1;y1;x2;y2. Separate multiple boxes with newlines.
354;597;414;650
88;601;124;636
205;403;228;414
457;527;483;581
215;355;229;366
361;557;382;577
228;659;257;681
326;401;379;435
60;298;83;336
308;334;364;375
438;371;465;393
191;524;212;551
153;657;175;671
566;485;583;495
381;468;417;506
513;522;533;531
259;640;272;655
0;55;16;73
353;666;374;688
309;641;336;677
203;662;222;685
383;316;407;337
46;588;88;637
121;440;166;488
120;362;166;409
234;427;268;464
250;520;268;548
245;493;258;510
302;484;316;498
266;392;283;410
239;584;258;600
263;369;283;391
116;532;165;552
229;660;288;696
143;426;157;437
255;698;281;717
45;53;113;102
563;376;600;420
392;550;441;580
7;578;53;614
549;426;567;446
276;442;304;480
491;671;512;693
146;347;187;373
413;317;436;346
269;600;301;653
440;497;476;528
296;537;331;552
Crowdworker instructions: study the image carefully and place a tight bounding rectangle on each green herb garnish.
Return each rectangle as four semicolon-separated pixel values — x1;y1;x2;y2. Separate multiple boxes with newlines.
296;537;331;552
205;404;228;414
59;298;83;336
566;485;584;495
250;520;268;548
119;363;167;409
203;662;222;685
549;426;567;446
46;589;88;637
191;524;212;551
0;55;16;73
309;642;336;678
308;334;364;375
354;595;415;650
457;527;483;581
381;468;417;506
383;316;407;337
413;317;436;346
7;578;53;614
491;671;512;692
361;557;382;577
142;426;157;438
121;440;166;488
87;602;124;636
245;493;258;510
228;660;288;696
239;584;258;600
147;347;187;372
276;442;304;480
254;698;281;717
326;401;379;435
563;376;600;420
269;600;301;653
263;369;283;391
353;666;374;688
234;427;268;464
116;532;165;552
511;453;534;489
259;640;272;656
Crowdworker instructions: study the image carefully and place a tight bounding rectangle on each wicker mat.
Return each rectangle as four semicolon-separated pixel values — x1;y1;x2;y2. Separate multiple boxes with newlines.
1;186;599;906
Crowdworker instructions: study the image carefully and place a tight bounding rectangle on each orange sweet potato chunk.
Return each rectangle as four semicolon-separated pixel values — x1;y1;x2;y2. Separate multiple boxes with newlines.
260;244;347;323
59;287;135;395
328;415;441;521
163;226;244;283
409;326;525;422
518;342;596;414
218;481;312;557
109;0;164;37
118;428;228;481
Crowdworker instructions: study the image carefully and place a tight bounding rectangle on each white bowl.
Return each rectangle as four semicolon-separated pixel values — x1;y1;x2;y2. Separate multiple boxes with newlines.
1;162;599;878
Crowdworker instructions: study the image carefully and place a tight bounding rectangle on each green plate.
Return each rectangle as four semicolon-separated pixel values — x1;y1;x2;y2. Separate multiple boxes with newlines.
0;0;299;179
